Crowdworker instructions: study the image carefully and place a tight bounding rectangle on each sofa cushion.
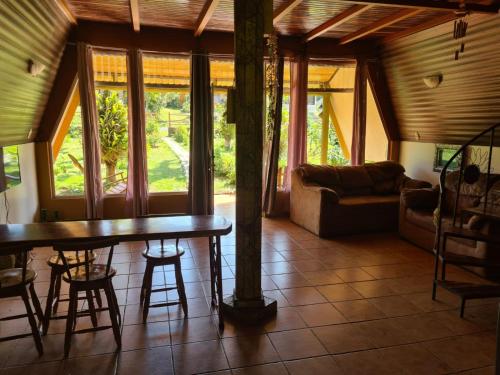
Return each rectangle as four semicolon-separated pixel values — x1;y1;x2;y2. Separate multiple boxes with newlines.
405;208;435;232
339;194;400;206
299;164;341;191
364;161;405;182
401;188;439;210
336;166;374;190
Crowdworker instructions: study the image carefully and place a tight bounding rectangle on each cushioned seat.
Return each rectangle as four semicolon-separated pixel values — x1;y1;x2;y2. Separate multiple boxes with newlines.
0;268;36;288
339;195;400;206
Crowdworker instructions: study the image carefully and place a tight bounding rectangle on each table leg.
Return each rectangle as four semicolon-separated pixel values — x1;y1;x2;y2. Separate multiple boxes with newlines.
208;236;217;307
215;235;224;329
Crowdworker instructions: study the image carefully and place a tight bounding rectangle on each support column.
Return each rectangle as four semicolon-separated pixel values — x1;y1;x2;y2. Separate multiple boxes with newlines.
222;0;277;322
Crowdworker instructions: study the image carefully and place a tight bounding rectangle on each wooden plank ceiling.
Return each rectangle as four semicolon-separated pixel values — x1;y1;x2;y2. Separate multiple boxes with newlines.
0;0;71;146
65;0;500;43
382;13;500;145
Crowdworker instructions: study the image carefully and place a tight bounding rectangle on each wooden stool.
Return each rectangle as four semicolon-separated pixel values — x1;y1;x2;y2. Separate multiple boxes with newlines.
140;239;188;323
43;251;102;335
0;244;44;356
53;238;121;358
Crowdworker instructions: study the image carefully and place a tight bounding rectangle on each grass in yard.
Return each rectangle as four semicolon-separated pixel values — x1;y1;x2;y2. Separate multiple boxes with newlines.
147;140;188;192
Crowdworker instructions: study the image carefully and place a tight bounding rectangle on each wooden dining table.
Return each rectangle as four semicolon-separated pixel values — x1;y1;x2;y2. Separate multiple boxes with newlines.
0;215;232;328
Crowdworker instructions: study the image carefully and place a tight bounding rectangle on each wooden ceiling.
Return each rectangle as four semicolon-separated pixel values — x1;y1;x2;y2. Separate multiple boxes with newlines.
63;0;499;44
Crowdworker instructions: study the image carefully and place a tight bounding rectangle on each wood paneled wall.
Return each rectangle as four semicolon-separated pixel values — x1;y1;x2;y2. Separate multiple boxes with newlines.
0;0;70;146
382;13;500;145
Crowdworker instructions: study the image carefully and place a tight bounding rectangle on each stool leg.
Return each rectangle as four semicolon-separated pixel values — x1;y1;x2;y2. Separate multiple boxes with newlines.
109;283;122;326
175;259;188;317
22;285;43;356
104;280;121;350
64;286;78;358
140;264;150;305
43;268;57;335
86;290;98;328
94;289;103;308
29;283;44;324
142;263;154;323
53;272;62;314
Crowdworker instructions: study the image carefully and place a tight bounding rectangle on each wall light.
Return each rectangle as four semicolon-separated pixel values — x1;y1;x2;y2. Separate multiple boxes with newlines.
423;74;443;89
28;59;45;77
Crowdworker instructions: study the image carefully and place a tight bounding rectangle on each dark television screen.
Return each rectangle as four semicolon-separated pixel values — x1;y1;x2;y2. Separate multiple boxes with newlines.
0;145;21;193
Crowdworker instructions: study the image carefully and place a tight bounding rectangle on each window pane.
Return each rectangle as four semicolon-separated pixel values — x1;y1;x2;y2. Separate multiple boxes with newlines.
307;64;354;166
52;87;85;196
211;59;235;194
365;81;388;162
93;50;129;195
143;54;190;192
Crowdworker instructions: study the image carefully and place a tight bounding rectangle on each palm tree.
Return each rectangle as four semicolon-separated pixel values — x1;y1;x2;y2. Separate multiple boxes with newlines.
96;90;128;182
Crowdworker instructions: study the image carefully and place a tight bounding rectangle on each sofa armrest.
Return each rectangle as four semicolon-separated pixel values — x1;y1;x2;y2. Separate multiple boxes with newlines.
402;178;432;190
290;169;339;236
401;188;439;210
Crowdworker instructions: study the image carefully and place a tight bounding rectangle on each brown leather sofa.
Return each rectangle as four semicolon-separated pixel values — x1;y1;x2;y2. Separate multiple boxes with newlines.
399;171;500;279
290;161;431;237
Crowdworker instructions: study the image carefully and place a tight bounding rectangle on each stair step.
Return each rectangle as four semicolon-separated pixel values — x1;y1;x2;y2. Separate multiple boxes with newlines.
437;280;500;299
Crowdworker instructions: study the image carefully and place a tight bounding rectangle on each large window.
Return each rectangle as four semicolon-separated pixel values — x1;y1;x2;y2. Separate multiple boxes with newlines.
210;59;235;195
51;85;84;196
143;54;191;193
93;50;129;195
306;63;354;166
277;61;290;190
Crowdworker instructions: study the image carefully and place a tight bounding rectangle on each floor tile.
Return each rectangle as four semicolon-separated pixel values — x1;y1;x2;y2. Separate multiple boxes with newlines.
231;362;288;375
285;355;343;375
313;323;375;354
296;303;347;327
316;284;363;302
332;299;386;322
172;340;229;374
280;287;327;306
268;328;327;361
222;334;280;368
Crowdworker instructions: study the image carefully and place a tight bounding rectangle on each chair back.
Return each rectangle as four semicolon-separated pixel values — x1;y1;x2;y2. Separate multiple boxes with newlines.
0;244;32;286
52;237;119;282
137;214;185;255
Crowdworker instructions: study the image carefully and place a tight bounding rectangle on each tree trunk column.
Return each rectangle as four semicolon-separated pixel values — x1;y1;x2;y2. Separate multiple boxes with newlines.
222;0;277;321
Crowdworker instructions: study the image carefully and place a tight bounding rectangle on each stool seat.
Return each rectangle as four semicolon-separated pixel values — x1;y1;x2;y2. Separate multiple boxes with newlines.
142;245;185;260
63;264;116;283
47;252;97;267
0;268;36;288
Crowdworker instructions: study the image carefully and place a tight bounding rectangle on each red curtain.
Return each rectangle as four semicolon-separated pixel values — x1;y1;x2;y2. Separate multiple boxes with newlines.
126;49;149;217
351;59;367;166
285;55;308;190
188;51;214;215
77;42;103;219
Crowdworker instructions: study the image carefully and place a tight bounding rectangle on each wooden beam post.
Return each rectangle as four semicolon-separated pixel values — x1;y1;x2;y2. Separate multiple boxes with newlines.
324;90;350;160
55;0;77;25
340;8;423;44
194;0;221;37
129;0;140;32
304;4;373;42
222;0;277;322
52;86;80;160
273;0;302;25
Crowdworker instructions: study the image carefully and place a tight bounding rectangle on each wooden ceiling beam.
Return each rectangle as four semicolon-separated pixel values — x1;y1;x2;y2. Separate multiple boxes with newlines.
334;0;499;14
55;0;77;25
339;8;423;44
384;12;457;42
304;4;373;42
273;0;302;25
129;0;140;32
194;0;220;37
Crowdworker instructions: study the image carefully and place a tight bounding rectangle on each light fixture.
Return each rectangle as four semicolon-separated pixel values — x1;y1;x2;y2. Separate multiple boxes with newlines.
27;59;45;77
423;74;443;89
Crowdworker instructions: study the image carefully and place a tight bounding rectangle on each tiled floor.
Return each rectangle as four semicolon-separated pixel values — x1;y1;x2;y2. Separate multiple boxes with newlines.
0;197;498;374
